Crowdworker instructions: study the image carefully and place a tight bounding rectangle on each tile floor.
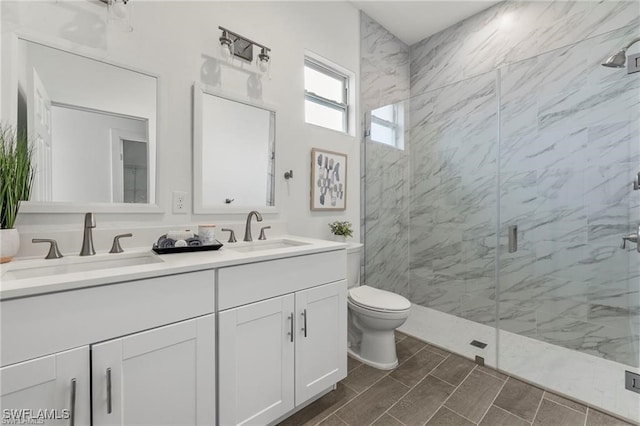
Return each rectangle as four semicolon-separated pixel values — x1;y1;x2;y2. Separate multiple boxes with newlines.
278;333;634;426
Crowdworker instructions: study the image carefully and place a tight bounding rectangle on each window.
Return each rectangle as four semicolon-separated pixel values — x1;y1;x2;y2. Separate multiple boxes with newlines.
304;58;349;133
370;103;404;150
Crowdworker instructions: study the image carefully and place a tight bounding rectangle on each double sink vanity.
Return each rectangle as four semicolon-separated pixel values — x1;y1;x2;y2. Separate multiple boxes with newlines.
2;27;348;426
0;232;348;425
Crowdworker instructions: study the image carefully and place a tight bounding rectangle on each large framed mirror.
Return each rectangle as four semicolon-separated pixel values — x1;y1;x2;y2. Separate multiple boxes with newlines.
193;84;276;214
12;36;160;213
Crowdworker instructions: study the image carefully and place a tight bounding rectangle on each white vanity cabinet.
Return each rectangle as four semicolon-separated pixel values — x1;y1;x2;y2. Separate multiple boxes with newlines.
294;282;347;403
217;250;347;426
219;295;295;425
0;346;91;425
92;314;215;426
0;270;216;426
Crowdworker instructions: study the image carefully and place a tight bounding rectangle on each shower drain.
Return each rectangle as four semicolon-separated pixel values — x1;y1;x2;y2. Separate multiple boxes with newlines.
470;340;488;349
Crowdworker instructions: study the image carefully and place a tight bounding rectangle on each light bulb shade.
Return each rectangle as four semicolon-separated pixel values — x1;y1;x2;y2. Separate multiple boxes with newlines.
258;49;270;73
220;32;233;60
107;0;132;32
220;43;231;59
602;49;627;68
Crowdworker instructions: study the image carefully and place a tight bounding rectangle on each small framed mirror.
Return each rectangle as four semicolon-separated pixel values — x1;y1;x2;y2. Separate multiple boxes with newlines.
193;84;276;214
11;36;160;213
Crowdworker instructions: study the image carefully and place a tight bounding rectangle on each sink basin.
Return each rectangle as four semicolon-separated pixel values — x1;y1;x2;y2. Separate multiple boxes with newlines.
2;251;164;280
230;239;311;253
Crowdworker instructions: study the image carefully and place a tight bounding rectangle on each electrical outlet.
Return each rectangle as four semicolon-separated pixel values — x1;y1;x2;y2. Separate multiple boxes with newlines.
172;191;188;214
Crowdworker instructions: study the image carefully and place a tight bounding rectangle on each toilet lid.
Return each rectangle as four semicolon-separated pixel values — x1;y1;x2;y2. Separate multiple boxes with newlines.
348;285;411;312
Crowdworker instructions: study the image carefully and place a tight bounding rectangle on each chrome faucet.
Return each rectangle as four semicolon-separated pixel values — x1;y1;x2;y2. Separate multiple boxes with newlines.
243;211;263;241
80;212;96;256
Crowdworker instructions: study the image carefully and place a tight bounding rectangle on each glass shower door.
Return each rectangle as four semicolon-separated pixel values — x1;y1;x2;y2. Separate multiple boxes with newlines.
497;26;640;421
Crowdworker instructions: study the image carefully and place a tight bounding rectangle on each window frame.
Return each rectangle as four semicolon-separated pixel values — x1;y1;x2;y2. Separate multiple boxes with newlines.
304;58;349;133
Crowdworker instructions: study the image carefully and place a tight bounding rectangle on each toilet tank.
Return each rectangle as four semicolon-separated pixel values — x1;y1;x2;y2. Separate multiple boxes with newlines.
346;243;363;288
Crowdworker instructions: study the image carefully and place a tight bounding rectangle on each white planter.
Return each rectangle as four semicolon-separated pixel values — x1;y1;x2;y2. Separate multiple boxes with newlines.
0;228;20;263
331;234;348;243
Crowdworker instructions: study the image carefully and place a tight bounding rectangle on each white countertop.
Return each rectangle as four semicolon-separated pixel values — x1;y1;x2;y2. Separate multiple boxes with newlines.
0;235;347;301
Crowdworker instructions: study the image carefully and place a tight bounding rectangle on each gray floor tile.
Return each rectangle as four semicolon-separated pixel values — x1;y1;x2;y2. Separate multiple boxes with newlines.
388;375;455;426
395;332;408;343
277;383;357;426
341;364;388;393
444;370;504;423
396;336;426;365
423;343;451;358
586;408;633;426
348;356;363;373
533;400;586;426
475;365;508;381
426;407;475;426
389;347;446;387
318;414;348;426
336;377;409;426
431;354;476;386
543;392;586;414
493;377;544;422
479;405;529;426
370;413;404;426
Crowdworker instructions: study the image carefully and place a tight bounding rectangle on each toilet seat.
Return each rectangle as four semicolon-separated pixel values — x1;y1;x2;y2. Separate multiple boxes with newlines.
348;285;411;313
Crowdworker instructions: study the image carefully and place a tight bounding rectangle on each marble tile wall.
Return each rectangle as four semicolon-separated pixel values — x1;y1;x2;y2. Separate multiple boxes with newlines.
360;11;411;298
407;0;640;367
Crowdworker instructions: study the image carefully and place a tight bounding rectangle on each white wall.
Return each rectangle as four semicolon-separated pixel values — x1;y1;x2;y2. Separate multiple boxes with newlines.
0;1;361;254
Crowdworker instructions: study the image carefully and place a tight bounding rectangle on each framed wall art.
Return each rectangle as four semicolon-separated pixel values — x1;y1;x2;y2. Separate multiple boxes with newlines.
310;148;347;211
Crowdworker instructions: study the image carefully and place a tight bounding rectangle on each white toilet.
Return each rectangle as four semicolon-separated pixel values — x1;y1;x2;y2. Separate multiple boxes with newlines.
346;243;411;370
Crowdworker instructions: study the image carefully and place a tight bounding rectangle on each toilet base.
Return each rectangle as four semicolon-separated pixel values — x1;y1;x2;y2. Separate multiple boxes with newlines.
347;345;398;370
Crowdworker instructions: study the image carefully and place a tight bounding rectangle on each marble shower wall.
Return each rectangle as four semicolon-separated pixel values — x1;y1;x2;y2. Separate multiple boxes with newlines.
360;11;411;297
408;0;640;367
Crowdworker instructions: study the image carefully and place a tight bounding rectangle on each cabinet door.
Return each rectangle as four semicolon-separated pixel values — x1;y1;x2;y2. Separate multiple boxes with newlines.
219;295;295;426
0;346;90;425
92;315;215;426
295;280;347;404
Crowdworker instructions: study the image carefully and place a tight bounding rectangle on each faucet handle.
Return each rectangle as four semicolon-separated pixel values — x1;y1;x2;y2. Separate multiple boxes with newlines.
110;233;133;254
221;228;237;243
32;238;64;259
84;212;96;228
258;226;271;240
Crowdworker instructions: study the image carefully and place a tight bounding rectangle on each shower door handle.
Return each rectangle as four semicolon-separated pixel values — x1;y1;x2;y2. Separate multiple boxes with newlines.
508;225;517;253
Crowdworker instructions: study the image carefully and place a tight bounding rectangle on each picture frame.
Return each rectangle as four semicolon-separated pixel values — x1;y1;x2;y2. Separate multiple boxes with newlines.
310;148;347;211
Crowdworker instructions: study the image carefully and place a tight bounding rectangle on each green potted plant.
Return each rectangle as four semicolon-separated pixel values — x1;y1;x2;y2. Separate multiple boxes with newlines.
328;220;353;242
0;125;34;263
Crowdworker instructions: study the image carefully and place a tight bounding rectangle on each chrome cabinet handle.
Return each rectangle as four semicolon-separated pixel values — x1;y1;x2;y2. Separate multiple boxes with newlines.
69;378;76;426
32;238;63;259
301;309;308;337
288;313;294;342
106;368;112;414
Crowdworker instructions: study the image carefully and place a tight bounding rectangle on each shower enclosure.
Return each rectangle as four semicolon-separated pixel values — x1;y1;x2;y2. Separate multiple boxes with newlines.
363;23;639;422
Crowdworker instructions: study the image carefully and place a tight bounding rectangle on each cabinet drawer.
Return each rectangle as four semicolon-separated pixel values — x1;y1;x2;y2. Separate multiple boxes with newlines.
218;250;346;310
1;270;215;367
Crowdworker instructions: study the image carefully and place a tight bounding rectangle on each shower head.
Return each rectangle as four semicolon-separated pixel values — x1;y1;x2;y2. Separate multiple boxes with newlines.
602;49;627;68
602;36;640;68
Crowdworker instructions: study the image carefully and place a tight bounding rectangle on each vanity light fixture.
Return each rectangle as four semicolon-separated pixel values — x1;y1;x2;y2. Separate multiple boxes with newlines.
218;26;271;73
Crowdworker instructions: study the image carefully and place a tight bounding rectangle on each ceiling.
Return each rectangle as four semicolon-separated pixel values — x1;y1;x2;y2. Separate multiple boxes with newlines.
351;1;500;46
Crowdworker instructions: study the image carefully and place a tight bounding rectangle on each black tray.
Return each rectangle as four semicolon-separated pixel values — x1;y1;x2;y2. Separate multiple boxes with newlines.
152;240;223;254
